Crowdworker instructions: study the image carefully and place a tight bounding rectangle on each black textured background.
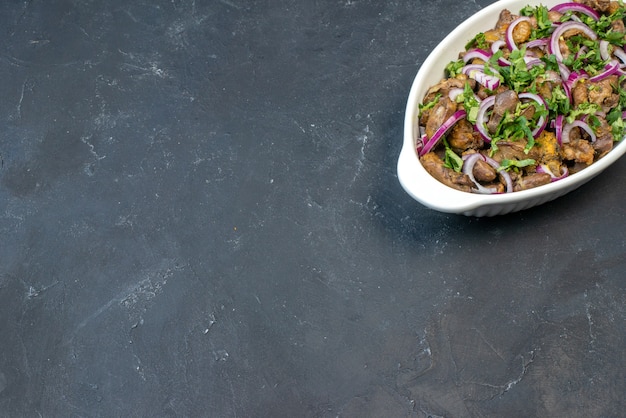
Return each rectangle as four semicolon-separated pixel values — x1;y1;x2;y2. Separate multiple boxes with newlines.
1;0;625;416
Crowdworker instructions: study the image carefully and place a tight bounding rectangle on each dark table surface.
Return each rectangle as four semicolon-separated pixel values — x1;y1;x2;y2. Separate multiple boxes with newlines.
1;0;625;416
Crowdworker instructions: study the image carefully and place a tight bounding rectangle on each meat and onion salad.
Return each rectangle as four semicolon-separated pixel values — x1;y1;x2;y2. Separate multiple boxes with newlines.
417;0;626;194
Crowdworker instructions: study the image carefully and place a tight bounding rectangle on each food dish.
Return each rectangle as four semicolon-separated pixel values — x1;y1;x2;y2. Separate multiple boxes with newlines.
397;0;626;216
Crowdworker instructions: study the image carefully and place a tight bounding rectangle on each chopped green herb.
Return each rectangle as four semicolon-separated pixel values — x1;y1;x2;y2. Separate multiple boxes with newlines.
465;32;489;50
445;59;465;77
443;139;463;172
498;158;536;172
566;102;602;123
461;82;480;123
418;93;441;115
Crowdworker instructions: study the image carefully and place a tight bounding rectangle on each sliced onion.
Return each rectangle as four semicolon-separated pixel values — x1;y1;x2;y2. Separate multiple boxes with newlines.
491;40;511;66
462;153;513;194
575;45;589;61
506;16;532;51
475;72;500;90
518;92;548;138
537;164;569;181
555;114;565;145
475;95;496;143
614;47;626;66
525;58;543;69
549;21;598;63
526;38;549;51
448;88;464;101
462;65;500;90
463;48;492;63
599;40;610;61
561;120;597;144
613;47;626;75
589;60;620;82
549;2;600;20
491;40;506;54
558;61;571;81
563;70;588;101
418;110;467;156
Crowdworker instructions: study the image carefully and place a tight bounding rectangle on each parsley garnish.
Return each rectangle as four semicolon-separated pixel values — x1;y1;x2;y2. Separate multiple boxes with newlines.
443;139;463;172
607;107;625;139
460;82;480;123
418;93;441;115
445;59;465;77
498;158;536;172
465;32;489;50
566;102;602;123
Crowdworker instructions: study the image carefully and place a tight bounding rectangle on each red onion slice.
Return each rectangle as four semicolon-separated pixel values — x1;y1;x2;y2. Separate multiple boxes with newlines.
461;65;501;90
549;2;600;20
462;153;513;194
561;120;597;144
549;21;597;63
599;40;610;61
418;110;467;156
475;95;496;143
525;58;544;69
589;60;620;82
463;48;492;63
537;164;569;181
614;47;626;66
555;114;565;145
448;88;464;101
506;16;532;51
526;38;549;51
490;39;511;66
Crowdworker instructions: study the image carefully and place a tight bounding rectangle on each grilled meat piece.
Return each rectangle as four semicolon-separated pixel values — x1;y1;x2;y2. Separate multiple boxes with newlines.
420;152;474;192
491;140;541;163
495;9;515;33
448;119;484;152
514;172;552;191
561;138;595;165
487;90;520;134
588;75;618;110
593;117;614;158
572;79;588;107
574;0;610;13
424;96;457;139
420;78;470;128
472;158;498;183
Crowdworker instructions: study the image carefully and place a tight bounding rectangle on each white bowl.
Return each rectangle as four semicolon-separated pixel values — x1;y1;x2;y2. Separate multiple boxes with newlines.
397;0;626;216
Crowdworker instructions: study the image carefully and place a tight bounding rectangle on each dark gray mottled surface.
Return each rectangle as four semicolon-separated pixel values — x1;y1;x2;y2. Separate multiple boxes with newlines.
1;0;625;416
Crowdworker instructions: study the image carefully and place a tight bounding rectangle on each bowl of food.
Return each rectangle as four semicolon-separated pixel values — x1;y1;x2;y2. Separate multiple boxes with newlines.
397;0;626;216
